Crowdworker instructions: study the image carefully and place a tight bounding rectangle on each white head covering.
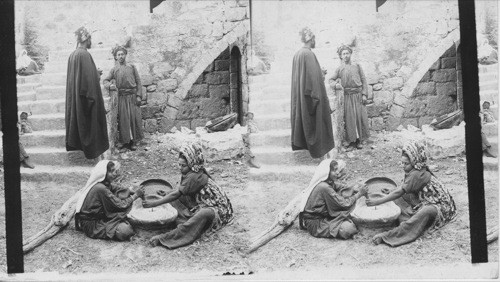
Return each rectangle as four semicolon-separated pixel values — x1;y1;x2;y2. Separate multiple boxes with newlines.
16;49;32;69
276;159;346;226
75;160;120;213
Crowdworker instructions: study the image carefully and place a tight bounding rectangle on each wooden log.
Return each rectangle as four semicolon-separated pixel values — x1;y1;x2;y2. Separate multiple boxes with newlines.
23;190;81;253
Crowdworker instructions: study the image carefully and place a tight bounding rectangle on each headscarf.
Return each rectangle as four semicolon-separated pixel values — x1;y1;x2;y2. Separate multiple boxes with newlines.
75;26;91;43
402;141;428;170
299;27;315;43
75;160;120;213
16;49;32;69
179;142;205;173
112;45;128;59
337;44;353;58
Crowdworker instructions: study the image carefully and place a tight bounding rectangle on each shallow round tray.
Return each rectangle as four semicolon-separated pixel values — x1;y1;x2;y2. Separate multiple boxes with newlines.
351;177;401;229
128;178;177;230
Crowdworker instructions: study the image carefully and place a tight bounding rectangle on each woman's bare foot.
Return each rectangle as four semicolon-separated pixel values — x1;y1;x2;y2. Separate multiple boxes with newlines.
148;235;161;247
372;233;384;245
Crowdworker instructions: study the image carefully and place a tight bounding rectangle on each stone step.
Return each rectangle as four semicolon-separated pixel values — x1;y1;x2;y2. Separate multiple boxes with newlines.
17;90;37;102
478;72;498;82
41;72;67;86
250;98;290;115
17;82;41;93
248;164;317;179
478;64;498;74
480;90;498;104
20;165;92;182
252;146;319;165
482;122;498;137
29;113;65;131
49;47;114;62
35;85;66;100
44;59;116;74
18;99;65;115
16;74;41;84
254;112;290;131
25;147;96;166
483;156;498;171
479;81;498;91
19;130;65;147
250;129;290;147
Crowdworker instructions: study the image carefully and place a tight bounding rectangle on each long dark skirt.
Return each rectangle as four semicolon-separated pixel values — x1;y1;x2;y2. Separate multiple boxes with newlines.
344;92;370;143
117;94;143;145
378;198;438;247
157;200;215;249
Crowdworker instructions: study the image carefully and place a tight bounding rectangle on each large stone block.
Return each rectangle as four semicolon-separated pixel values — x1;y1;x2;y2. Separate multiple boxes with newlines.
177;101;200;119
168;94;184;109
141;105;161;119
413;82;436;97
393;92;409;106
442;45;457;57
373;90;394;104
209;84;230;99
153;62;174;78
217;48;230;60
194;74;205;85
426;96;456;116
144;118;158;133
225;7;247;21
371;117;385;131
436;82;457;96
199;98;230;118
390;104;405;117
419;71;431;82
440;57;456;69
187;84;209;98
205;71;230;85
164;106;179;120
432;69;456;82
147;91;169;105
366;103;388;118
146;85;156;92
157;78;178;92
403;98;428;118
386;116;402;131
384;76;404;90
158;117;175;133
215;60;230;71
141;74;155;86
204;63;214;73
171;68;187;80
429;60;440;70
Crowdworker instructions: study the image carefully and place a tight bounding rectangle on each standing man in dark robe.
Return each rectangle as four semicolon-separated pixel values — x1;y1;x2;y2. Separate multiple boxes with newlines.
65;26;109;160
330;45;370;151
291;27;335;159
103;46;144;151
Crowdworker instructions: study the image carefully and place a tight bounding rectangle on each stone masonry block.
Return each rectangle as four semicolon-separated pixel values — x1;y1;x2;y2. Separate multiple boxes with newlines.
217;48;230;60
164;106;179;120
209;84;230;99
371;117;385;131
384;76;404;90
440;57;456;69
367;85;373;100
413;82;436;97
188;84;209;98
215;60;230;71
158;78;178;92
144;118;158;133
366;103;388;118
225;7;247;21
205;71;230;85
432;69;456;82
372;83;383;91
373;90;394;104
390;104;405;117
443;46;457;57
141;74;154;86
204;63;214;73
429;60;440;70
141;106;161;119
419;71;431;82
436;82;457;96
158;117;175;133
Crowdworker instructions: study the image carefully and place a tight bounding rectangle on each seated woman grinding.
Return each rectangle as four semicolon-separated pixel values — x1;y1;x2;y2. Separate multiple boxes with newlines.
366;140;457;247
299;159;368;240
143;142;233;249
75;160;145;241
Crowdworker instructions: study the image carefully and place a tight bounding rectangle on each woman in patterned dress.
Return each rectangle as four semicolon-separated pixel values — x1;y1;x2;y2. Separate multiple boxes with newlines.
366;141;457;247
143;142;233;249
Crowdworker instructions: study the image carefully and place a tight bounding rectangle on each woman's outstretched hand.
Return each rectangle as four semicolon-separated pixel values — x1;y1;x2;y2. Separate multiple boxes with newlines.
142;199;155;208
366;198;380;206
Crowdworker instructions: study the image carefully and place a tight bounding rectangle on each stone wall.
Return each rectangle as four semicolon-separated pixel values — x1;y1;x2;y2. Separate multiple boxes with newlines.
15;0;251;133
368;44;461;130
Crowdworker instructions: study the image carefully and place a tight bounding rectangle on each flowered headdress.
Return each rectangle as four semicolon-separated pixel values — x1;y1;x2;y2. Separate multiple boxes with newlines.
402;141;428;170
337;44;353;58
75;26;91;43
299;27;315;43
179;142;205;172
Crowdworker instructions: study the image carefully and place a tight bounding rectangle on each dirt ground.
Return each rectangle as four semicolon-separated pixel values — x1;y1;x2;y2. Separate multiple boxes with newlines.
0;131;498;276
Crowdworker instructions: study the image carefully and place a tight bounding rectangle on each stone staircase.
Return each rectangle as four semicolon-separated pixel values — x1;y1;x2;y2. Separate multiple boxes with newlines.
479;63;499;171
16;46;116;181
